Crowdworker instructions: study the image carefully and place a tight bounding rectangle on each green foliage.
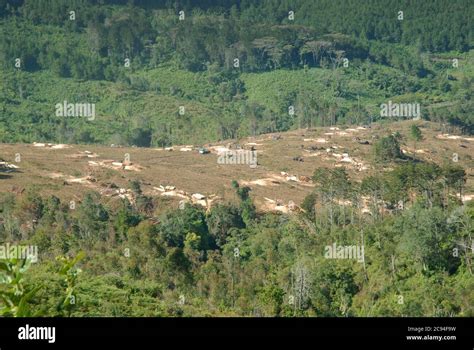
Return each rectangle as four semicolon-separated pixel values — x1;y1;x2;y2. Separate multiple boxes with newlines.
234;186;256;225
56;251;85;316
0;0;472;317
207;204;244;248
0;163;471;316
410;124;423;142
159;205;210;248
374;135;403;162
1;1;473;148
0;259;42;317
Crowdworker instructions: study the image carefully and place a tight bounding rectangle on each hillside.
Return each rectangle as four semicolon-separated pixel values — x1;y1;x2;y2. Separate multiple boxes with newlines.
1;120;472;212
1;0;473;147
0;0;473;319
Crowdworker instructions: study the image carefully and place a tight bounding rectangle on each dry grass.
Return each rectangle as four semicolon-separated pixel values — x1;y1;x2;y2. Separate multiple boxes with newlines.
0;121;472;212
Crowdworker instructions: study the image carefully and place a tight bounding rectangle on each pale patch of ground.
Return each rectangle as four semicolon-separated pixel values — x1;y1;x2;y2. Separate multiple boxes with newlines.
458;193;474;202
437;134;474;142
209;145;231;154
263;197;299;214
331;152;369;171
70;151;99;158
152;186;220;209
47;172;96;185
88;160;143;172
240;178;279;187
33;142;71;149
304;138;328;143
241;172;313;188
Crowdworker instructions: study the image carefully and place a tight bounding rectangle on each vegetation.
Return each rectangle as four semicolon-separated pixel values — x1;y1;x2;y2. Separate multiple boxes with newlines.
0;0;473;147
0;0;473;317
0;159;472;316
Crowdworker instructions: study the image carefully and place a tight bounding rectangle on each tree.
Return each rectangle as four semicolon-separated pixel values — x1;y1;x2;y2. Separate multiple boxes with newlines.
443;165;466;201
128;128;152;147
312;168;351;227
374;135;403;162
396;206;457;272
257;273;284;316
410;124;423;158
207;204;244;248
159;205;209;249
76;192;109;240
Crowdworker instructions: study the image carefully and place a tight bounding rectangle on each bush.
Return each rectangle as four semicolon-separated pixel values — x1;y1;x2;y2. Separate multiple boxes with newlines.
374;135;403;162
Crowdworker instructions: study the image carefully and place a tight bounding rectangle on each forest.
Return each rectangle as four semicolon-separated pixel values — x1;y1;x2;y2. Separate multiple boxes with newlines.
0;0;473;317
1;159;472;316
1;0;473;147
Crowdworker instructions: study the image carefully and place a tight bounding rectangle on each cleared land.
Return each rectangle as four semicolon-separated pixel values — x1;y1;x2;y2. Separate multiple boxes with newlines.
1;121;472;213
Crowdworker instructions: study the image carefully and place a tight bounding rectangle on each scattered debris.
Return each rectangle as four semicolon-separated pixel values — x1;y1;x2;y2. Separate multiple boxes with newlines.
402;148;430;155
51;144;70;149
192;193;206;201
304;138;328;143
161;190;188;199
332;152;369;171
209;145;231;154
79;152;99;158
437;134;474;142
263;197;300;214
33;142;71;149
88;160;143;172
299;175;312;183
48;172;97;185
66;175;96;184
0;161;19;171
241;178;279;187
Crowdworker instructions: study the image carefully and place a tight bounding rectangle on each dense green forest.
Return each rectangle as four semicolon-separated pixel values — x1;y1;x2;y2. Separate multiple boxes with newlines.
0;161;472;316
0;1;473;317
0;0;473;146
